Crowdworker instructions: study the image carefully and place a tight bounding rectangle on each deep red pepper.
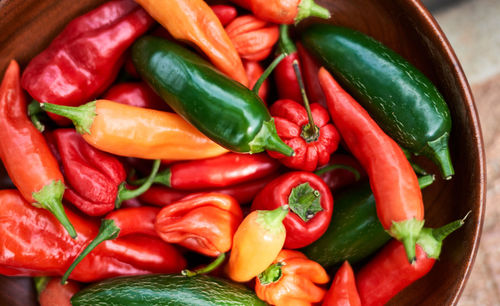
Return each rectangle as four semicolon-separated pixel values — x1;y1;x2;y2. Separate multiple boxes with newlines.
268;99;340;171
211;4;238;26
297;42;326;107
319;67;425;262
21;0;154;125
322;261;361;306
315;154;367;192
244;60;269;103
0;190;186;282
37;277;80;306
102;82;171;111
274;25;302;102
251;171;333;249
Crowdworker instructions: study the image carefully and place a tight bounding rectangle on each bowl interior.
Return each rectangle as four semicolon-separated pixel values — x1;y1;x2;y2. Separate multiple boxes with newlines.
0;0;485;305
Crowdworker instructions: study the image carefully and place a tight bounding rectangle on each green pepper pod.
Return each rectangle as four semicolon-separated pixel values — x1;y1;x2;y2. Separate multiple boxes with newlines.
132;36;293;156
301;24;454;179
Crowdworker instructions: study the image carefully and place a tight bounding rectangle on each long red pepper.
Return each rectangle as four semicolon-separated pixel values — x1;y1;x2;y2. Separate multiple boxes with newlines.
319;67;424;261
21;0;154;125
274;25;302;102
0;60;76;238
323;261;361;306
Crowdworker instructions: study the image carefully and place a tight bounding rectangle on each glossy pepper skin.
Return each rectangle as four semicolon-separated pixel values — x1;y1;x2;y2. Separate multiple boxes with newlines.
315;154;366;192
37;277;80;306
255;250;329;306
268;99;340;172
132;36;293;156
252;171;333;249
226;15;279;61
135;0;248;86
302;24;454;178
102;82;169;111
0;60;76;238
323;261;361;306
319;68;424;262
21;0;154;125
155;193;243;257
211;5;238;26
41;99;228;160
296;42;326;107
244;61;269;102
275;25;302;102
0;190;186;282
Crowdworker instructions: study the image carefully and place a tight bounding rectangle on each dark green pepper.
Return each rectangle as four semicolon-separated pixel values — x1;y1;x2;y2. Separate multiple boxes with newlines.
301;24;454;179
132;36;293;156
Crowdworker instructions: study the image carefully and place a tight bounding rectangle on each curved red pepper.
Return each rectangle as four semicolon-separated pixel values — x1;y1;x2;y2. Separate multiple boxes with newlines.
323;261;361;306
315;154;367;192
268;99;340;171
102;82;171;111
211;4;238;26
319;67;424;261
21;0;154;125
251;171;333;249
38;277;80;306
244;61;269;103
274;25;302;102
297;42;326;107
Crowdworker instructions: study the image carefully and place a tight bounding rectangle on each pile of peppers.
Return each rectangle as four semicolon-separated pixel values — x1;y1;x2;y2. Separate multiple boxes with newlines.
0;1;465;305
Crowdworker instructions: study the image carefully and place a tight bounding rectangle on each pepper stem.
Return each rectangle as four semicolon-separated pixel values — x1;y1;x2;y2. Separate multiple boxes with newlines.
278;25;296;55
28;100;46;132
293;60;319;142
33;276;50;295
295;0;331;24
115;159;161;208
40;102;96;135
61;219;121;284
418;174;435;189
32;180;77;239
130;167;171;187
249;119;294;156
253;53;286;95
388;218;425;263
258;205;289;231
181;253;226;277
314;164;361;180
258;262;284;285
423;133;454;180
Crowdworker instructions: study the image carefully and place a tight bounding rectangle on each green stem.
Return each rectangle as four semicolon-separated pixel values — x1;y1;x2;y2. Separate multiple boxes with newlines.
131;167;171;187
314;164;361;180
252;53;286;95
28;100;46;132
424;133;455;180
258;205;289;231
258;262;284;285
296;0;331;24
388;218;425;263
293;60;319;142
40;102;96;135
115;159;161;208
34;276;50;295
417;174;435;189
61;219;120;284
181;253;226;277
278;25;296;55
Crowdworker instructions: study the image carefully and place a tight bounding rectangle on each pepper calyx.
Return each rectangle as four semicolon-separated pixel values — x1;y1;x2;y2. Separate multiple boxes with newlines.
257;205;289;232
288;182;322;222
41;101;97;135
258;262;284;285
251;119;294;156
295;0;331;24
387;218;425;263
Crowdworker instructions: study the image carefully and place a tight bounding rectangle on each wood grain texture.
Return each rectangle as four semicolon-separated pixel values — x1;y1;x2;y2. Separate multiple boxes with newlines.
0;0;485;305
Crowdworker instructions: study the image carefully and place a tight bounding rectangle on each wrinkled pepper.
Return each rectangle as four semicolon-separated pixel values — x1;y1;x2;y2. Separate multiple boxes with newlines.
102;82;170;111
21;0;154;125
211;4;238;26
255;249;329;306
227;205;289;282
155;193;243;257
0;60;76;238
0;190;186;282
275;25;302;102
252;171;333;249
226;15;279;61
36;277;80;306
132;36;293;156
319;68;424;262
322;261;361;306
244;61;269;102
296;42;326;107
41;99;228;160
314;154;366;192
135;0;248;86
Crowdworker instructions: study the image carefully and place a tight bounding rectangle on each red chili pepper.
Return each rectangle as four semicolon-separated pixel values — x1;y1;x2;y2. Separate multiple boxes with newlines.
314;154;367;192
102;82;170;111
356;219;465;306
211;4;238;26
322;261;361;306
274;25;302;102
155;193;243;257
228;0;330;24
0;190;186;282
37;277;80;306
244;61;269;103
0;60;76;238
226;15;279;61
21;0;154;125
251;171;333;249
297;42;326;107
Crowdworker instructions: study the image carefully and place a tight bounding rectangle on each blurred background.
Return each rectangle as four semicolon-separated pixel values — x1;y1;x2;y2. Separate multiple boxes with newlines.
423;0;499;304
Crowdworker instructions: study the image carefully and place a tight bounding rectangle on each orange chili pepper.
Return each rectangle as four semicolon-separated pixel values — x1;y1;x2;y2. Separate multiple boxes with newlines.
135;0;248;86
227;205;289;282
323;261;361;306
41;100;228;160
255;250;330;306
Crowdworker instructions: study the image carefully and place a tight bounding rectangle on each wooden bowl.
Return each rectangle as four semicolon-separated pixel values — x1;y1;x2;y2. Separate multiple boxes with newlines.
0;0;485;305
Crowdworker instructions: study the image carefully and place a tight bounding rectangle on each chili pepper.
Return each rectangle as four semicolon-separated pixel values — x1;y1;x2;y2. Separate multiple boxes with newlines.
226;15;279;61
41;99;228;160
274;25;302;102
155;193;243;257
0;60;76;238
356;218;466;306
252;171;333;249
322;261;361;306
244;61;269;102
36;277;80;306
302;24;454;178
296;42;326;107
132;36;293;156
211;4;238;26
319;67;425;262
0;189;186;282
255;249;329;306
135;0;248;86
227;205;289;282
102;82;170;111
314;154;366;192
228;0;330;24
21;0;154;125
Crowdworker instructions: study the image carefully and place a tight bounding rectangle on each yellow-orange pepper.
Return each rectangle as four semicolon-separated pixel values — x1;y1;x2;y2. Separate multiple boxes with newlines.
135;0;248;87
226;205;288;282
255;249;330;306
41;100;228;160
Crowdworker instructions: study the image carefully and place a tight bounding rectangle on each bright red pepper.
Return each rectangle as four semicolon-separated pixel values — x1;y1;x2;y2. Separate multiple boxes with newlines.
274;25;302;102
297;42;326;107
0;190;186;282
251;171;333;249
155;193;243;257
314;154;367;192
323;261;361;306
244;61;269;102
226;15;279;61
211;4;238;26
102;82;170;111
0;60;76;238
319;67;425;262
37;277;80;306
268;99;340;172
21;0;154;125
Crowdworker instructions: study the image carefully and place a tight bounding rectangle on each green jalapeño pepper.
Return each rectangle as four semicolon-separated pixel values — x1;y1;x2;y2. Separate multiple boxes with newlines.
301;24;454;179
132;36;293;156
